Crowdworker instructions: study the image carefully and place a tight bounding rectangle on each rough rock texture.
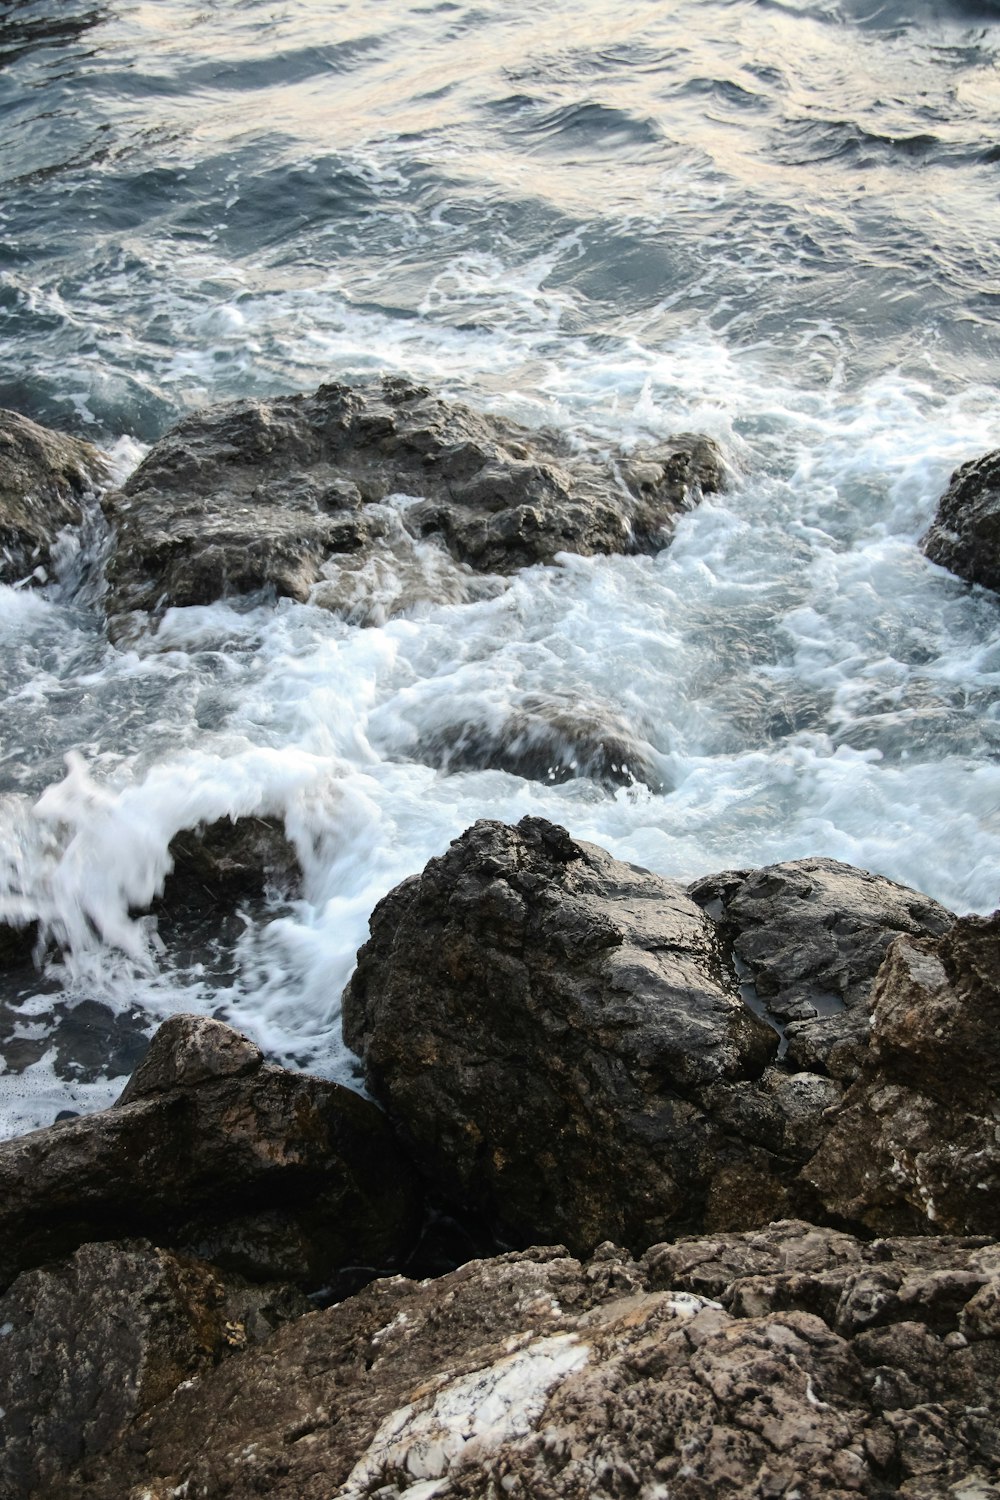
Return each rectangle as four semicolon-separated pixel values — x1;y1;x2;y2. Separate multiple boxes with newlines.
343;815;802;1254
161;814;301;909
0;406;107;582
689;857;953;1080
805;911;1000;1238
0;1014;422;1292
55;1226;1000;1500
922;448;1000;593
0;1238;308;1499
103;377;724;625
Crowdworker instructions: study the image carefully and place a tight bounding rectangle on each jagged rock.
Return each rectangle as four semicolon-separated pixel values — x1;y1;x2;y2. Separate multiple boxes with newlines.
343;816;801;1255
161;814;301;909
55;1227;1000;1500
0;1238;308;1499
689;857;953;1080
0;407;107;583
922;449;1000;593
804;911;1000;1236
102;377;724;627
0;1014;422;1292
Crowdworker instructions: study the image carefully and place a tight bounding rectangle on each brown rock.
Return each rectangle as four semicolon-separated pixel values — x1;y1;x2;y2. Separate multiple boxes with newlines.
0;1238;308;1499
343;816;792;1255
0;1014;422;1292
803;912;1000;1236
54;1227;1000;1500
0;406;107;583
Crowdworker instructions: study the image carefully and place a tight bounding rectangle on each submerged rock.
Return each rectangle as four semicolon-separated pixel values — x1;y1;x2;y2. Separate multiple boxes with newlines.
343;815;794;1254
805;910;1000;1238
57;1226;1000;1500
0;1014;422;1292
922;448;1000;593
0;407;107;583
401;690;664;792
103;377;724;628
689;857;953;1080
0;1237;308;1499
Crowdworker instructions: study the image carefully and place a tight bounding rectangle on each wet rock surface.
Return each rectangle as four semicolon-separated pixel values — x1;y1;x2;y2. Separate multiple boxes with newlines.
689;857;953;1080
805;911;1000;1238
0;407;107;583
922;448;1000;593
0;1238;308;1499
343;815;805;1254
397;690;665;792
103;377;724;627
0;1014;422;1292
160;814;301;910
51;1226;1000;1500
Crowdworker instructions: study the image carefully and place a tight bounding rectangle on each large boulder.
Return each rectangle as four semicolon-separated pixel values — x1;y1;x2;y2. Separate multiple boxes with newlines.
922;449;1000;592
0;1014;422;1291
0;407;107;582
55;1226;1000;1500
343;816;796;1254
102;377;724;627
0;1238;308;1499
689;857;953;1081
804;911;1000;1238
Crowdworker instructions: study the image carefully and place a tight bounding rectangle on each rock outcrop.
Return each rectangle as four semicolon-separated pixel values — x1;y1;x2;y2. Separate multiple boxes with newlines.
922;448;1000;593
0;1238;308;1499
0;1014;422;1292
102;377;724;627
343;815;803;1254
161;814;301;909
805;910;1000;1238
47;1225;1000;1500
0;407;107;583
689;857;953;1080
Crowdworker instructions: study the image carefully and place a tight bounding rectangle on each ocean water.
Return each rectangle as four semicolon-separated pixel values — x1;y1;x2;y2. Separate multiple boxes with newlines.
1;0;998;1135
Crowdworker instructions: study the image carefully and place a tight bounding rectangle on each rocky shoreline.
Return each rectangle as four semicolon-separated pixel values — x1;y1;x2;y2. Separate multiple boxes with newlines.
2;814;1000;1497
2;390;1000;1496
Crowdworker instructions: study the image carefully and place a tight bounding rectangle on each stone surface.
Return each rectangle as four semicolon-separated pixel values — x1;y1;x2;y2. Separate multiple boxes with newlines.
0;1238;308;1499
0;1014;422;1292
161;814;301;909
54;1227;1000;1500
690;857;953;1079
397;689;665;793
804;911;1000;1237
922;448;1000;593
102;377;724;626
0;406;107;583
343;815;797;1255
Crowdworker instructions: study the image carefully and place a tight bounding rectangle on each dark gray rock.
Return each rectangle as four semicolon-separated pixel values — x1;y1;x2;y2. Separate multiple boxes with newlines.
804;911;1000;1237
343;816;798;1255
161;814;301;909
0;407;107;583
399;690;665;793
0;1238;308;1499
102;377;724;627
689;857;953;1079
922;449;1000;593
55;1227;1000;1500
0;1014;422;1292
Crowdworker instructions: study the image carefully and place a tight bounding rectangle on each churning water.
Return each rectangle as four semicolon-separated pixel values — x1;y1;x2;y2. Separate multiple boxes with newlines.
1;0;999;1134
